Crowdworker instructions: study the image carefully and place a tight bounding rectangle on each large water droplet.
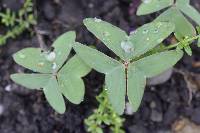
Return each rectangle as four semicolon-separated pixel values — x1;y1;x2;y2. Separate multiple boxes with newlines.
94;17;102;22
19;53;25;59
121;41;134;53
46;52;56;62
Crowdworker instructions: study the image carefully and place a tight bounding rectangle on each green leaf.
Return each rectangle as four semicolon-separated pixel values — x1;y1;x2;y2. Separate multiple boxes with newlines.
134;50;183;78
137;0;173;15
43;77;66;114
129;21;175;58
73;43;121;74
184;46;192;56
127;67;146;112
176;0;189;5
57;55;91;104
13;48;52;73
105;65;126;115
155;7;196;38
177;5;200;25
10;73;51;89
52;31;75;70
83;18;128;60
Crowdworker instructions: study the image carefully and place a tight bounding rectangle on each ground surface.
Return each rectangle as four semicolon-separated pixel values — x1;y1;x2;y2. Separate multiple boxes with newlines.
0;0;200;133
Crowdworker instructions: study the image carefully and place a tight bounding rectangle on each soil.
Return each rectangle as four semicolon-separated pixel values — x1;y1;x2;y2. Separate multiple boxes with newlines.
0;0;200;133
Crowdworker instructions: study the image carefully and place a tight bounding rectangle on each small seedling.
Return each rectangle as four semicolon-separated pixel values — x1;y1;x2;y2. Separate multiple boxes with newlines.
0;0;36;45
11;31;91;113
137;0;200;44
85;88;125;133
73;18;200;114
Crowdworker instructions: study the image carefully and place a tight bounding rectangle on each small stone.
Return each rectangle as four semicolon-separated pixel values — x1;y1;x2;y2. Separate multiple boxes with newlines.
125;102;134;115
5;85;12;92
151;110;163;122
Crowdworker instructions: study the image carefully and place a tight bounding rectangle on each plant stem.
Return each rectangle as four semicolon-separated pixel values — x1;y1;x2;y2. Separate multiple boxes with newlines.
165;34;200;50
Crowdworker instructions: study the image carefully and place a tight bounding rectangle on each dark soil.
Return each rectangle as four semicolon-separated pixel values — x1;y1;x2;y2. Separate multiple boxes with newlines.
0;0;200;133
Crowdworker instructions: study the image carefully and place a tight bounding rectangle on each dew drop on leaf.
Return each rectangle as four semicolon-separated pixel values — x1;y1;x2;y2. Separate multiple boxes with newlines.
94;17;102;22
46;52;56;62
103;31;110;37
143;0;152;4
146;37;150;41
142;29;149;34
52;62;57;70
153;29;159;33
121;41;134;53
130;30;137;35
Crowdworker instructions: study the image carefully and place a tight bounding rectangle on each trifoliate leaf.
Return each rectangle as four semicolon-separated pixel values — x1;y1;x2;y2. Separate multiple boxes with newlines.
13;48;52;73
52;31;75;70
137;0;173;15
134;50;183;78
10;73;51;89
43;77;66;114
129;21;175;58
155;7;196;38
83;18;128;60
57;55;91;104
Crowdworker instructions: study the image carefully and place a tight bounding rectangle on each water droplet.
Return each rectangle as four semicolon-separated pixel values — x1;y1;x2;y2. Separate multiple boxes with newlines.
38;62;44;67
19;53;25;59
52;62;57;70
105;88;108;90
121;41;134;53
103;31;110;37
94;17;102;22
154;29;159;33
146;37;150;41
143;0;152;4
130;30;137;35
143;29;149;34
46;52;56;62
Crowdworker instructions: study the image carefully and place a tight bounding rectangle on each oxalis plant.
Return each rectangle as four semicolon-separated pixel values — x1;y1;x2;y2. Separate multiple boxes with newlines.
137;0;200;47
73;18;200;114
10;31;91;113
11;18;200;115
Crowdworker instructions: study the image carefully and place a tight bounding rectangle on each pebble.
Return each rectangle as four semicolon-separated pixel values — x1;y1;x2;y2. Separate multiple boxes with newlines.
5;85;12;92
